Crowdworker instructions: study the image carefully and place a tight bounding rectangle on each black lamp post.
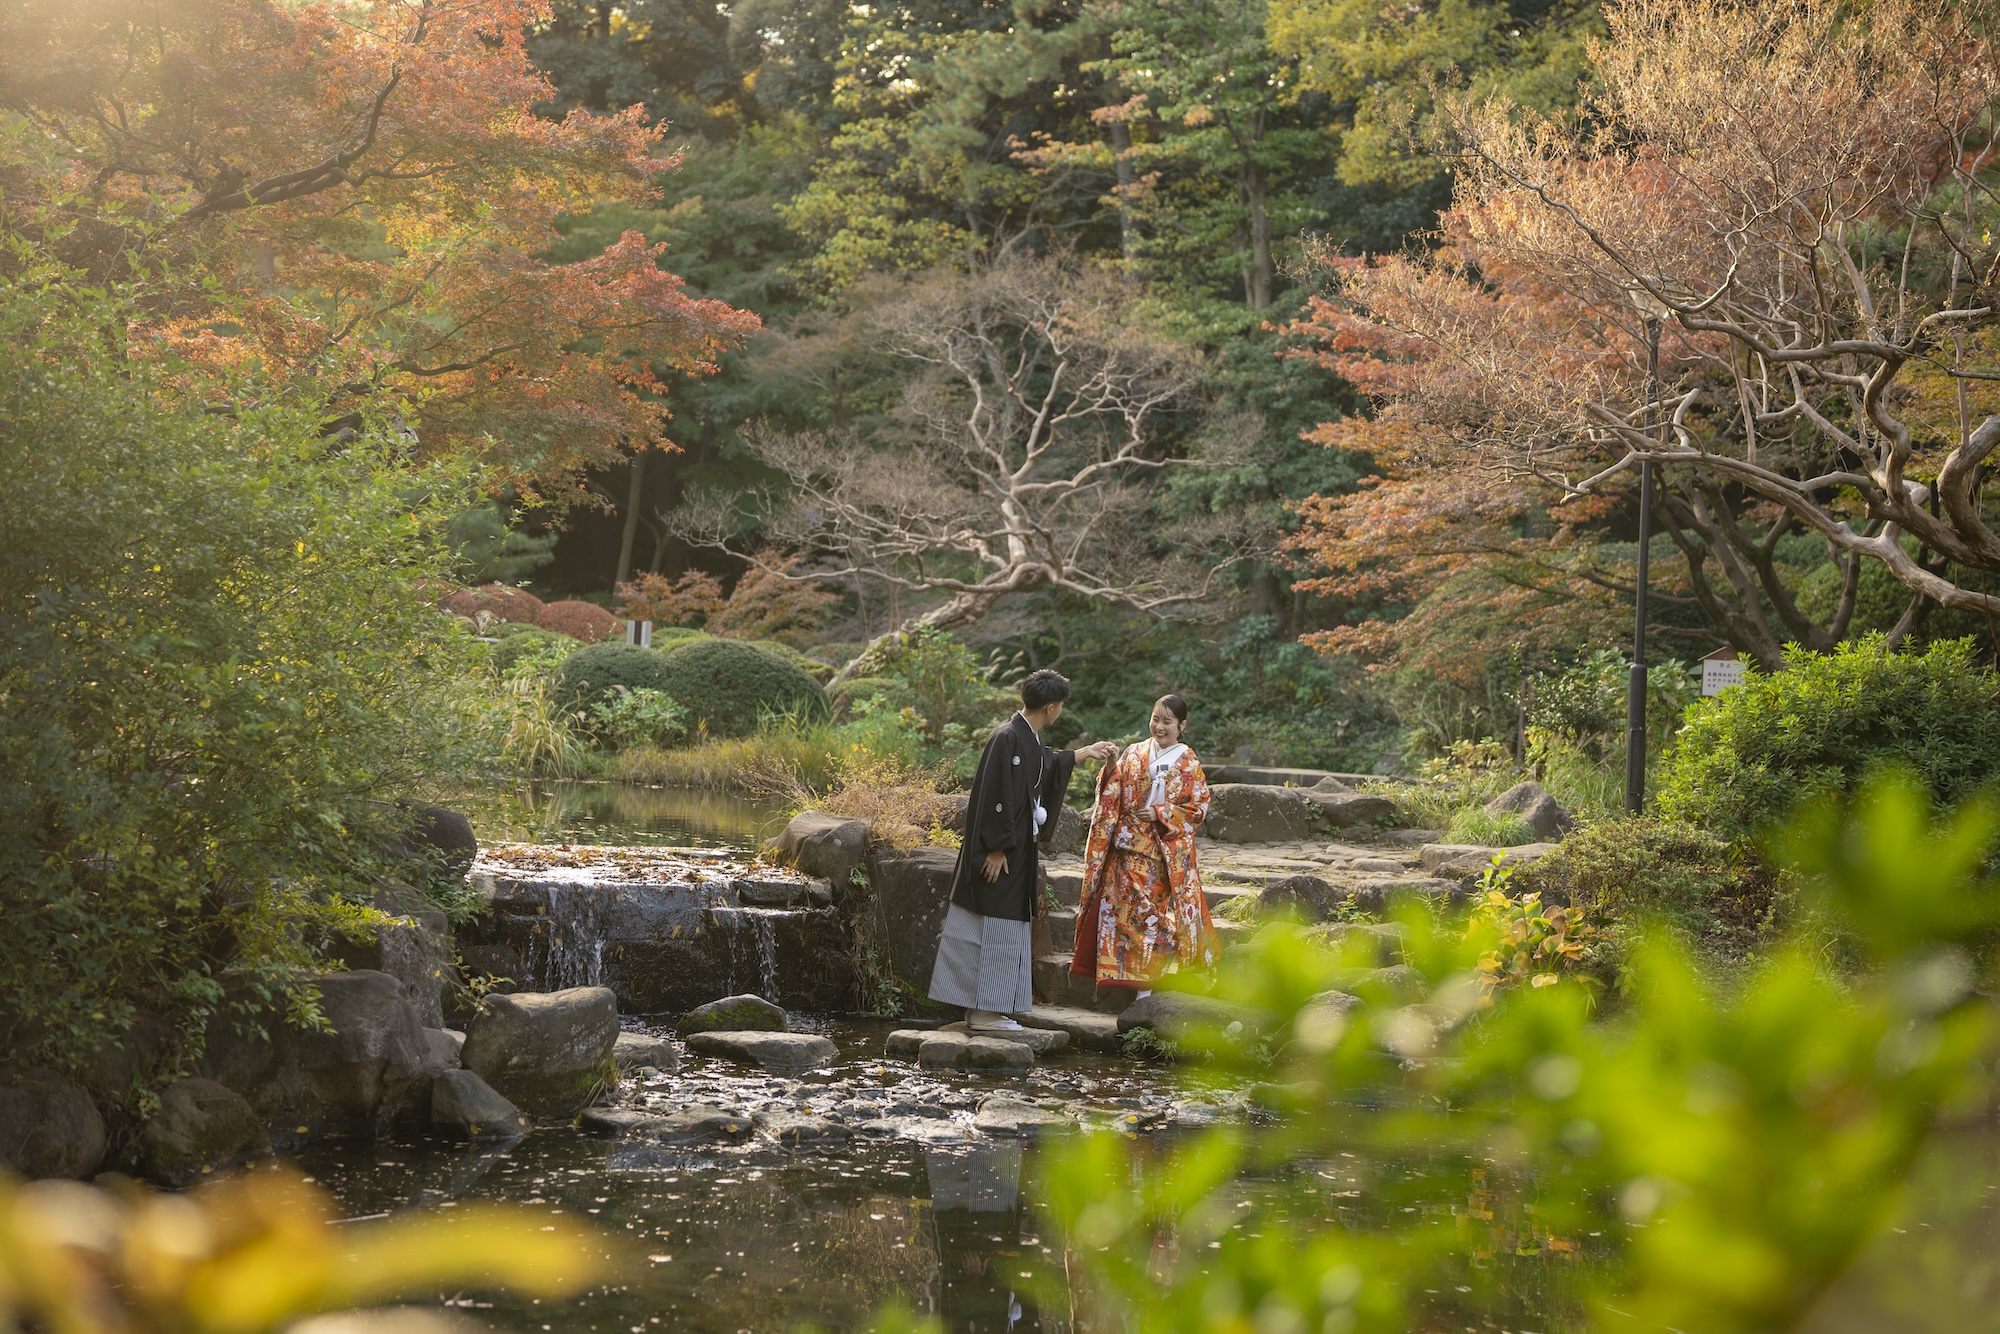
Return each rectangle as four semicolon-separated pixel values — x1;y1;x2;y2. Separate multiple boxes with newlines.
1624;283;1668;815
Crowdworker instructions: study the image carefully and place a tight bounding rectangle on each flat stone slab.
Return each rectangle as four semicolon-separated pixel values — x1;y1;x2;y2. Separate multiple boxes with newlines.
913;1032;1034;1071
1011;1006;1123;1054
935;1021;1069;1054
1116;991;1275;1039
974;1096;1071;1138
612;1031;679;1072
756;1109;851;1149
684;1030;837;1073
633;1105;756;1143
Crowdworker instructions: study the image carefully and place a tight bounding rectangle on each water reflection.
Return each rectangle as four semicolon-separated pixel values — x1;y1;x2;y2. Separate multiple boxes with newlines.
927;1142;1072;1334
450;780;792;849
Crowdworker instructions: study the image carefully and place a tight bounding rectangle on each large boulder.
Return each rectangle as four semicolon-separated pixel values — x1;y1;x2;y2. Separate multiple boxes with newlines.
683;1031;837;1073
134;1077;271;1186
0;1068;107;1179
1116;992;1276;1041
429;1069;529;1140
1305;790;1398;828
457;986;619;1117
678;994;786;1035
768;812;870;896
1042;805;1088;856
868;847;961;992
1421;842;1559;880
381;801;478;887
1204;785;1315;843
1257;874;1344;922
202;970;435;1143
329;883;454;1028
82;1011;177;1100
1484;781;1575;841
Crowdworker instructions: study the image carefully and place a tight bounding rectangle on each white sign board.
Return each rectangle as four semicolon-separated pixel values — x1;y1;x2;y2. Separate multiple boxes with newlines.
625;619;653;649
1701;655;1745;696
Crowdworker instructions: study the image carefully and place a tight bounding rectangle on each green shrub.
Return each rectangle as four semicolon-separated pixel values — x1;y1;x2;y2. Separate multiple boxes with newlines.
650;626;707;650
552;641;676;712
0;285;472;1071
750;637;837;683
1519;817;1771;953
830;675;913;719
586;687;689;749
1444;806;1537;847
1655;636;2000;843
488;626;575;679
652;636;831;738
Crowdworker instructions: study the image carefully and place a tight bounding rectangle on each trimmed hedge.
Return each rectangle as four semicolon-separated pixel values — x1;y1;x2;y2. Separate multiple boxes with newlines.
653;637;830;738
1656;636;2000;844
553;641;677;713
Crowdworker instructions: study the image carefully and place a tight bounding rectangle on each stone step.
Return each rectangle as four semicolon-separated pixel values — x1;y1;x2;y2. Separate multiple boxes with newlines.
1044;866;1085;906
1032;954;1138;1014
1045;907;1078;954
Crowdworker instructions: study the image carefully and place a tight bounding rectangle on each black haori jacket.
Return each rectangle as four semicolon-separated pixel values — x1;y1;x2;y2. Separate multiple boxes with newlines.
948;713;1078;921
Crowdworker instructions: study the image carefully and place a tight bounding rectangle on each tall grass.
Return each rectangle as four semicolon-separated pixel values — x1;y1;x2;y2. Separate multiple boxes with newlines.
501;678;592;777
607;722;849;792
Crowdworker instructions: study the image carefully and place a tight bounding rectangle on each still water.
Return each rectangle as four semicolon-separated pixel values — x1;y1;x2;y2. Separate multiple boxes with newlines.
300;1018;1214;1334
451;781;792;850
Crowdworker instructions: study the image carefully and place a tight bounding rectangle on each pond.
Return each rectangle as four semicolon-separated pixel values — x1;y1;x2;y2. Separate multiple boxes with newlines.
301;1017;1228;1334
451;781;792;851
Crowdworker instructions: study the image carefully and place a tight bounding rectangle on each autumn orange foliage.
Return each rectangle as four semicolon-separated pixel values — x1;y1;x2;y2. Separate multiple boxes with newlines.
0;0;761;495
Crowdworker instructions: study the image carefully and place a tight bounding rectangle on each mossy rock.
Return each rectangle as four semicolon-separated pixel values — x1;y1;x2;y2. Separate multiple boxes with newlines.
552;641;675;712
678;993;787;1034
652;638;830;738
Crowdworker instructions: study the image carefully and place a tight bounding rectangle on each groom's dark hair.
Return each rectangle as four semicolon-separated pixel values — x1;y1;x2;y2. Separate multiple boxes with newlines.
1019;669;1071;711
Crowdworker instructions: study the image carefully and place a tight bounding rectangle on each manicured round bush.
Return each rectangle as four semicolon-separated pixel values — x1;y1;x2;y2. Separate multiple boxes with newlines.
751;637;837;683
652;637;830;737
535;598;621;642
441;582;544;625
1655;636;2000;844
649;626;707;650
553;641;677;712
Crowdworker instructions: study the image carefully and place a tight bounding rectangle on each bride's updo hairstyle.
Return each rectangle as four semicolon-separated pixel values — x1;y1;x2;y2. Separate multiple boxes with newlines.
1155;694;1189;737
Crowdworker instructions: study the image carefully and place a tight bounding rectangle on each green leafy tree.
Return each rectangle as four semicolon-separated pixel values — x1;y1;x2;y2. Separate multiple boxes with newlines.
0;283;477;1070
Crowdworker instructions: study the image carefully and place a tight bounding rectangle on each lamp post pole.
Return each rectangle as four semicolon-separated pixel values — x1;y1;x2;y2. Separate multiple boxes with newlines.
1624;313;1662;815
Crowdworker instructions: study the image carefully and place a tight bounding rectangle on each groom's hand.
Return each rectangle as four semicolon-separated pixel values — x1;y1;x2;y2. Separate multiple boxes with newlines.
982;850;1009;882
1080;740;1118;762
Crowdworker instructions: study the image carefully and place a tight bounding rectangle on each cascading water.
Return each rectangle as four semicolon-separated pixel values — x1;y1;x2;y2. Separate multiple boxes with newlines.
711;906;787;1003
525;884;606;990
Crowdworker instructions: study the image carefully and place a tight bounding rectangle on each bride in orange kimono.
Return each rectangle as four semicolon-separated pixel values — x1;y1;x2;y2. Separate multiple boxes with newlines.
1069;695;1219;996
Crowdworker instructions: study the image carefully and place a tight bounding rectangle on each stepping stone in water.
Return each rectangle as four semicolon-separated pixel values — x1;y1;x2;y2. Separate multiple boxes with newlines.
974;1095;1071;1138
684;1030;837;1073
632;1105;756;1143
578;1106;666;1136
612;1031;680;1073
1011;1006;1122;1054
678;994;787;1034
936;1021;1070;1054
756;1109;851;1149
913;1032;1034;1070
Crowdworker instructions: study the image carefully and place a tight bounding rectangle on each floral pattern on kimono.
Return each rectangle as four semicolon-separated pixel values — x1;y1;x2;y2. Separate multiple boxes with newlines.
1069;740;1218;987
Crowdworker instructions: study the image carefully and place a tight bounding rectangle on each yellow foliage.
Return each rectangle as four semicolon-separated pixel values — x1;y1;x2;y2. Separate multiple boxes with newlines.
0;1167;615;1334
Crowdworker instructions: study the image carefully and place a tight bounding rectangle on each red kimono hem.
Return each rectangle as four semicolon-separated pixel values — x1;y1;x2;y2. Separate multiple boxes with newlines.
1066;891;1159;987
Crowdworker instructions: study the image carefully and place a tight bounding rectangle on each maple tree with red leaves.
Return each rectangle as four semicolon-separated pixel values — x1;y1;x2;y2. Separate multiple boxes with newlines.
1287;0;1999;679
0;0;761;496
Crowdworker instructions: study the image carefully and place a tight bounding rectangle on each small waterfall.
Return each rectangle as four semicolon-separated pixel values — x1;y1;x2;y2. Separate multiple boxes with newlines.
526;884;605;990
749;911;781;1001
710;906;787;1004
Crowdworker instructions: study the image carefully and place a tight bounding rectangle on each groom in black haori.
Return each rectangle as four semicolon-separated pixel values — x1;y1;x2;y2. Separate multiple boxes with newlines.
929;669;1117;1030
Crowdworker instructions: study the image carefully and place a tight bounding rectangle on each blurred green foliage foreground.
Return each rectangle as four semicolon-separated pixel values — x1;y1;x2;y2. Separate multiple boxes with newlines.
0;1168;612;1334
1037;772;2000;1333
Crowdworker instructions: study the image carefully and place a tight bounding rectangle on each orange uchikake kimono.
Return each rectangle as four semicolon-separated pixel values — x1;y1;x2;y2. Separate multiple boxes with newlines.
1069;739;1219;988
